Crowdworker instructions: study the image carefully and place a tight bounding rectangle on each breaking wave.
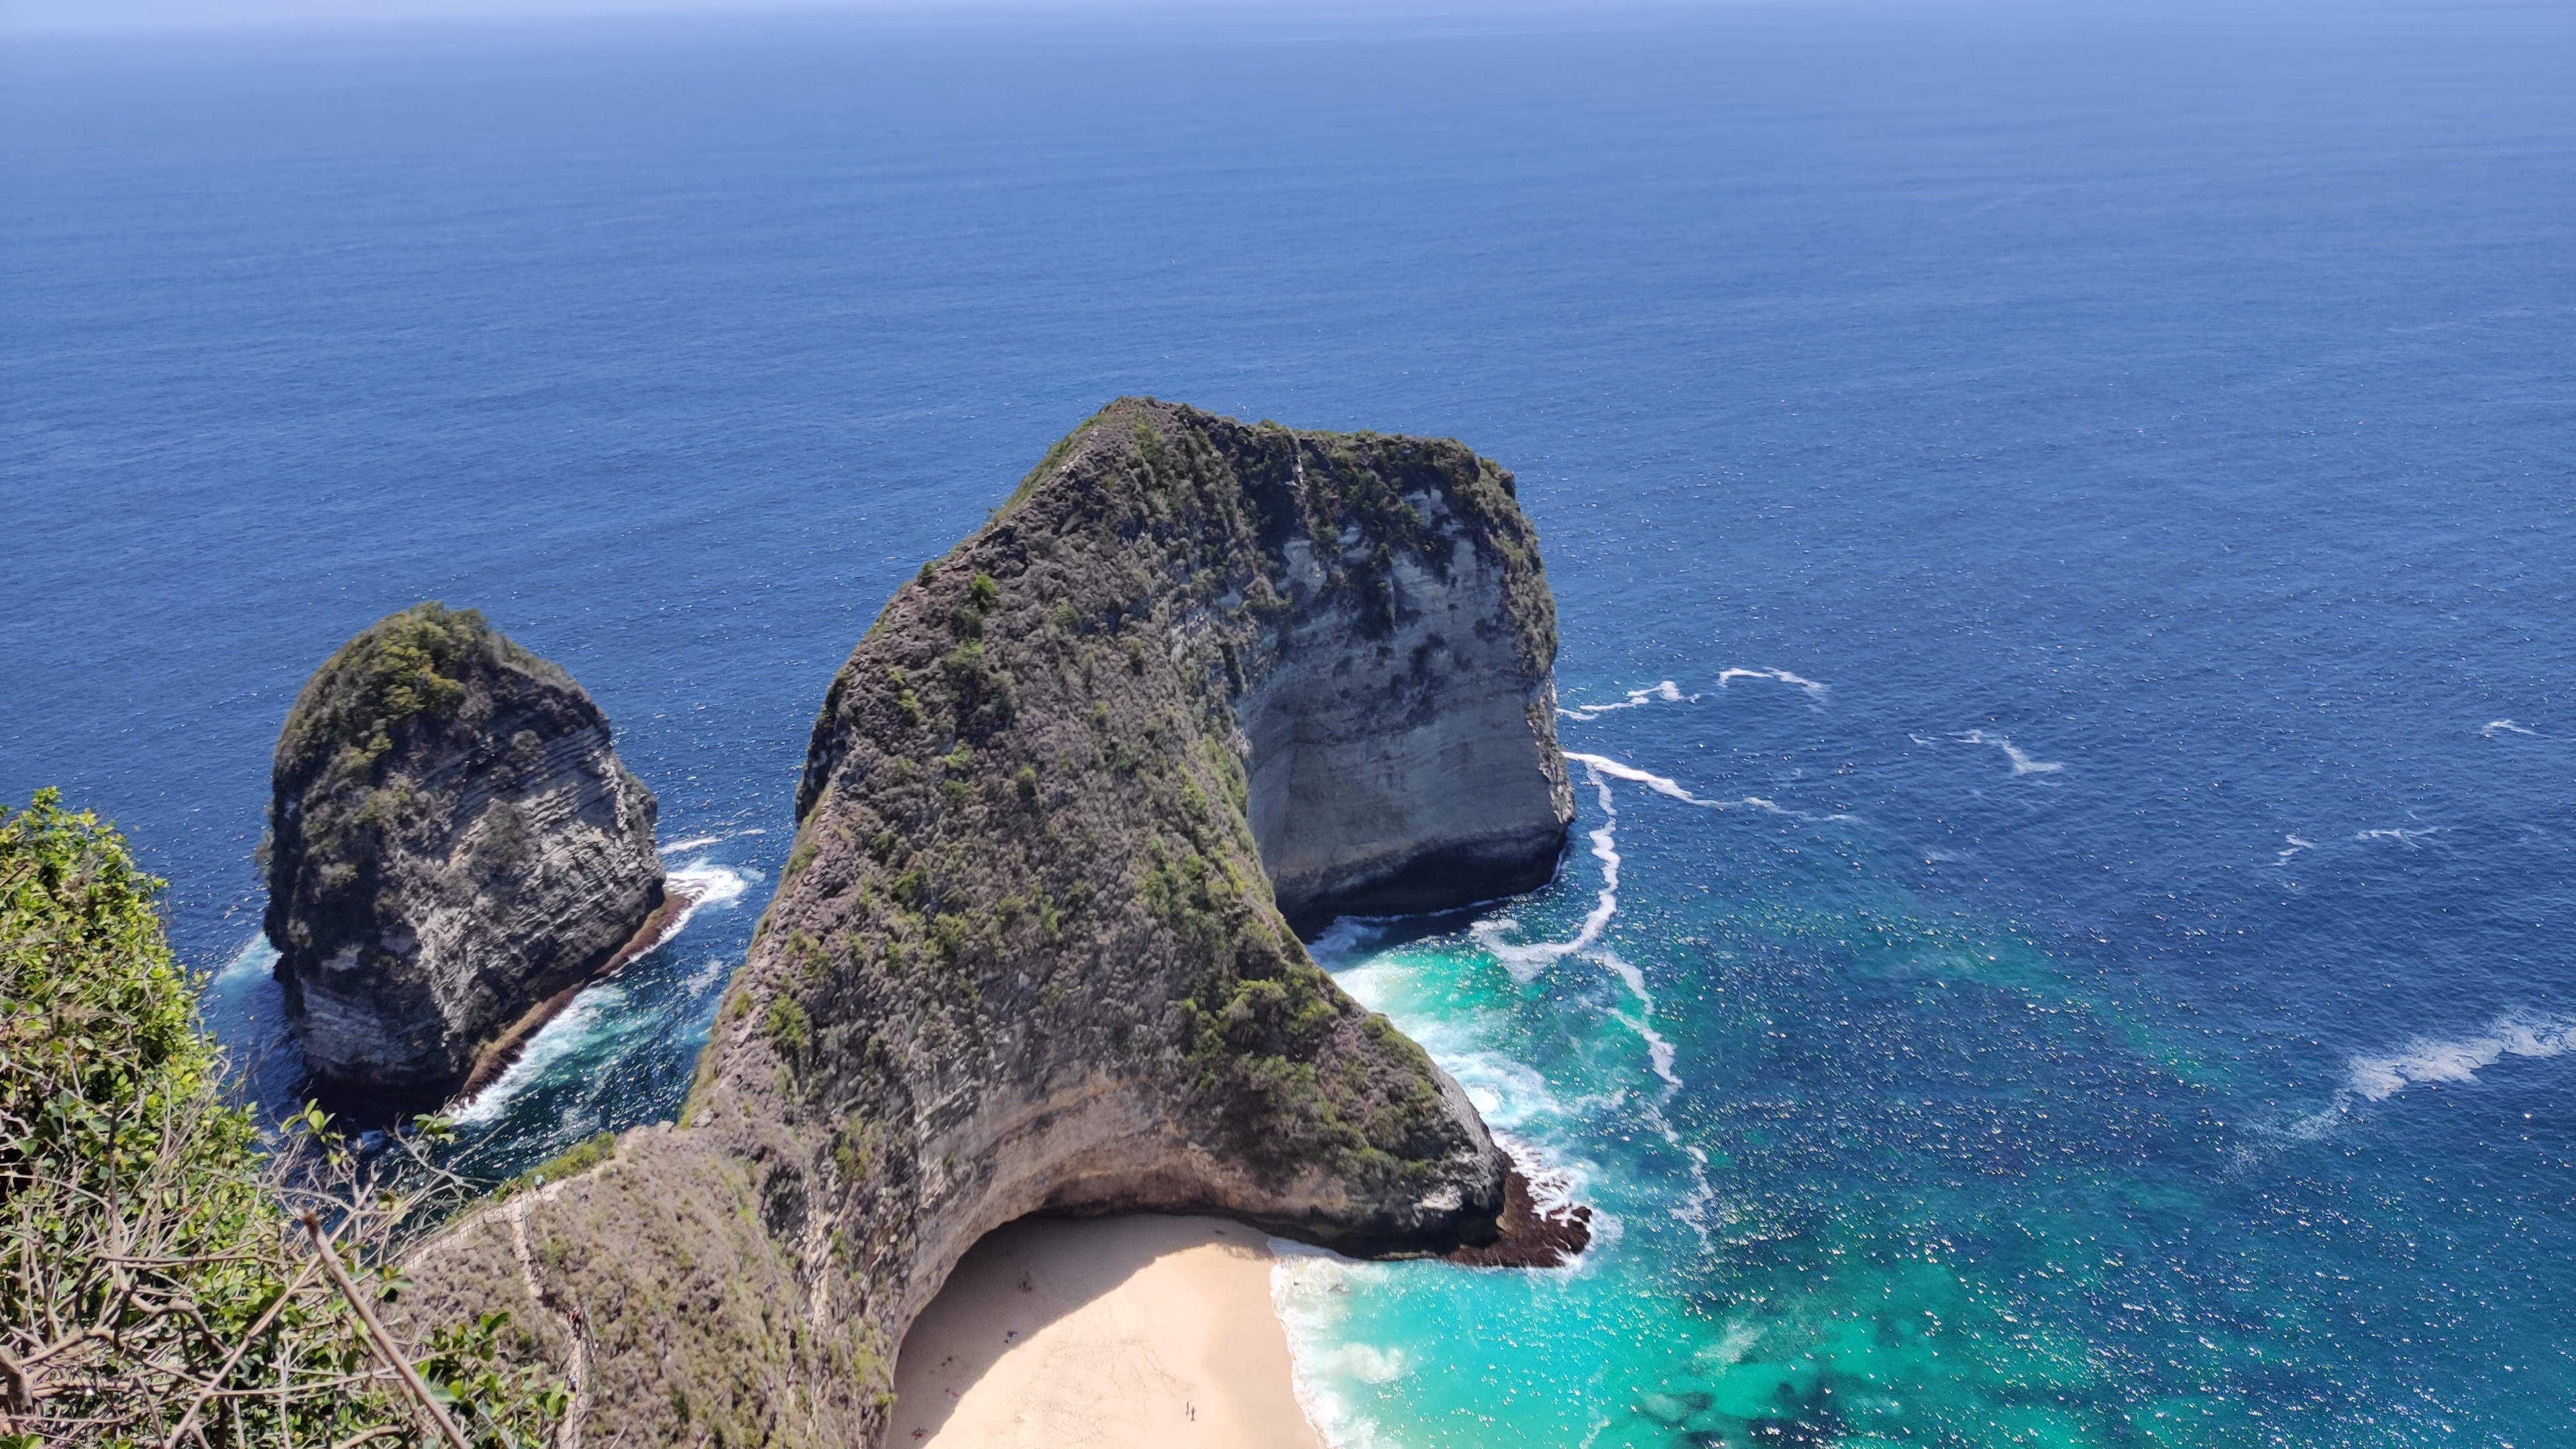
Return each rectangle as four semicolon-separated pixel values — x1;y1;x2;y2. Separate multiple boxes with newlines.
218;932;281;982
444;862;748;1126
449;985;623;1126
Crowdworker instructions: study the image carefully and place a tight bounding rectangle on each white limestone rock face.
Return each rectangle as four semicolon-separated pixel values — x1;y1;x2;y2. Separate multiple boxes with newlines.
263;604;665;1114
1245;505;1574;934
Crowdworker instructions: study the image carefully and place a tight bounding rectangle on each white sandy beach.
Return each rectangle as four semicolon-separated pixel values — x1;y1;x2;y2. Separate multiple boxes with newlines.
890;1214;1323;1449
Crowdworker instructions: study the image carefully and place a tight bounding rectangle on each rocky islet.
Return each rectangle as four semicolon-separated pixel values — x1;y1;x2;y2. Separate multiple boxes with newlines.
264;602;672;1116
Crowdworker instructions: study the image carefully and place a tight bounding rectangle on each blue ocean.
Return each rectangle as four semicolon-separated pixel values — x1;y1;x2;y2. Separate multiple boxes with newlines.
6;1;2573;1442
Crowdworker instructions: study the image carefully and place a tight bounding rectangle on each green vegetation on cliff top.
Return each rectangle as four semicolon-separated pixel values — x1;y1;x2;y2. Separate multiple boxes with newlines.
264;601;577;925
740;400;1550;1190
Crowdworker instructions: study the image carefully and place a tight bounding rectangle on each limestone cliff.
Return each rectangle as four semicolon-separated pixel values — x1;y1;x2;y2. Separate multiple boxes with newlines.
396;402;1578;1447
265;602;667;1114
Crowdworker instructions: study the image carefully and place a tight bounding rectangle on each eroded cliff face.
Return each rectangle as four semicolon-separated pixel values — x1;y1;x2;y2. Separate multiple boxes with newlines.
1242;485;1572;933
396;402;1575;1447
265;603;665;1113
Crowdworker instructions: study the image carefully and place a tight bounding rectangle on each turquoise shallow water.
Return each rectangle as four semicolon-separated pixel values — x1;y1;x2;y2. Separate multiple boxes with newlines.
6;1;2575;1442
1287;700;2576;1447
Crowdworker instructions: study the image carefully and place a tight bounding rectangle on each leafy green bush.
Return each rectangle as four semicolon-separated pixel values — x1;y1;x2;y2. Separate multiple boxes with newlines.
0;790;563;1446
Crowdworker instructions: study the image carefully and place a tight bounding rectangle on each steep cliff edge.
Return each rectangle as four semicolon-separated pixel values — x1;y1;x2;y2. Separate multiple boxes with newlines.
396;402;1578;1446
265;602;667;1114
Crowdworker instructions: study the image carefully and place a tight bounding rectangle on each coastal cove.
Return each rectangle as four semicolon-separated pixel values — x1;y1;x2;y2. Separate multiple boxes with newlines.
7;1;2576;1444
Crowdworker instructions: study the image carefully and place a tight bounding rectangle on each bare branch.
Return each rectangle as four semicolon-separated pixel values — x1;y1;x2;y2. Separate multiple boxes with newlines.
300;1211;470;1449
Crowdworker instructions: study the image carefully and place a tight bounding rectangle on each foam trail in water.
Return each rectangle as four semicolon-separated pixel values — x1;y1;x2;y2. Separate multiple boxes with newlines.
1558;678;1684;721
1472;763;1620;981
1715;666;1829;704
1955;729;2063;775
2483;719;2544;739
1670;1140;1717;1253
1568;751;1855;822
2271;835;2316;867
662;833;725;853
2277;1011;2576;1140
1593;946;1682;1094
2355;826;2442;848
1470;769;1693;1172
2348;1014;2576;1101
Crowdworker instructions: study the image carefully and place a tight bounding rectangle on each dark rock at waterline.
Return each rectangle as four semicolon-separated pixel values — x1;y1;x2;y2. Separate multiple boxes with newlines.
1447;1163;1595;1268
264;602;665;1115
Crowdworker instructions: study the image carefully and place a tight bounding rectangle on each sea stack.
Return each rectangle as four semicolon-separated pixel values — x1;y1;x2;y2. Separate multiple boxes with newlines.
396;402;1581;1446
264;602;668;1114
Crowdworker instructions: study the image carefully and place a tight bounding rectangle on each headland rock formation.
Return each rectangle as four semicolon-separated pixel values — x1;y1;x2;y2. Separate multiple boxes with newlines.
398;401;1582;1446
265;602;669;1114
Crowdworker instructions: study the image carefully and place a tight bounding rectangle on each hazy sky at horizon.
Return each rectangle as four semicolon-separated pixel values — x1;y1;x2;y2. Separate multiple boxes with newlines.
3;0;1634;38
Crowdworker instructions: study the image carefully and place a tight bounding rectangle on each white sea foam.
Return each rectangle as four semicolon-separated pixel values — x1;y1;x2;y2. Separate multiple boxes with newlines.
1472;767;1697;1099
669;860;751;908
2355;826;2443;848
2273;1011;2576;1141
449;984;624;1126
680;953;734;997
1471;765;1621;981
662;833;725;853
445;863;744;1126
1302;917;1381;971
1715;666;1829;704
1610;1008;1683;1092
1272;1242;1403;1449
1570;751;1719;806
1444;1051;1565;1131
1670;1140;1717;1253
2271;835;2316;867
2483;719;2544;739
1955;729;2064;775
1558;678;1684;721
1566;751;1855;822
219;932;281;982
2347;1014;2576;1102
1495;1134;1589;1224
1591;948;1680;1090
1593;947;1654;1012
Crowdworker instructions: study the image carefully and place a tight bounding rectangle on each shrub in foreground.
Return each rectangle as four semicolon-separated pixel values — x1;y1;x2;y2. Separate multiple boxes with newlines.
0;789;561;1447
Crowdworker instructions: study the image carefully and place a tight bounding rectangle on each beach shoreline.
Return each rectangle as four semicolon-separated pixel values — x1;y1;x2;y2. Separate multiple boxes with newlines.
890;1214;1323;1449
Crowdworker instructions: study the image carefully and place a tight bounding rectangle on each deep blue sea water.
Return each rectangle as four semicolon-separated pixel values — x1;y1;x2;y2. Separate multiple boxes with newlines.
6;1;2575;1442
